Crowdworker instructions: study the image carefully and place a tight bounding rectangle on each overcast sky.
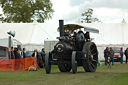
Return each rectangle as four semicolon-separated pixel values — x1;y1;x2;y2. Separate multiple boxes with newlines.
46;0;128;23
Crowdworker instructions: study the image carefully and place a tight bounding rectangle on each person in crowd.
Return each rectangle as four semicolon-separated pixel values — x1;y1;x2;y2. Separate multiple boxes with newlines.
14;48;18;59
97;59;101;66
32;49;39;65
84;32;90;42
9;47;15;59
104;47;109;65
76;30;85;51
107;57;111;68
41;48;45;67
21;48;26;58
124;48;128;64
120;47;123;64
17;49;21;59
109;47;114;65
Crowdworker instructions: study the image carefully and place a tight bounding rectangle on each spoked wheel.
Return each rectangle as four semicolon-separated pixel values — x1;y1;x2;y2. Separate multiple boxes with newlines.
72;51;77;74
82;42;98;72
45;52;51;74
58;59;71;72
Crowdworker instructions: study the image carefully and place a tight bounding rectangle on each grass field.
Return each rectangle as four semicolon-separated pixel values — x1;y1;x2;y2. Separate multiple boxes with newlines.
0;63;128;85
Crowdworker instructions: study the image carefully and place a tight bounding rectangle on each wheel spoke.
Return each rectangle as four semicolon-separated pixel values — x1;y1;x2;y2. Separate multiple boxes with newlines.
92;53;97;55
89;56;92;60
92;59;96;62
82;42;98;72
90;47;95;53
90;62;95;69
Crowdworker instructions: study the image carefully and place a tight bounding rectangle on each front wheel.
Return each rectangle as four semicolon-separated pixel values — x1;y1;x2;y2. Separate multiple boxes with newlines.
72;51;77;74
45;52;51;74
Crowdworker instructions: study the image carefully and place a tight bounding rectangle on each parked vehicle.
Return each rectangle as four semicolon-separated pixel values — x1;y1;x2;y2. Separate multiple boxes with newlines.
0;46;9;59
25;51;33;58
110;47;121;61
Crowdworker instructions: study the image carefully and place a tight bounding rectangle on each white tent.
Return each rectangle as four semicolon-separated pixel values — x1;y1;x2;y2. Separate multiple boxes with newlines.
0;22;59;51
0;38;22;48
0;22;59;44
0;20;128;52
80;20;128;45
80;20;128;60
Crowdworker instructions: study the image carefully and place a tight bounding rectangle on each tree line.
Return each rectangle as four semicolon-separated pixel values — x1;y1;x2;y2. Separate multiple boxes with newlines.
0;0;101;23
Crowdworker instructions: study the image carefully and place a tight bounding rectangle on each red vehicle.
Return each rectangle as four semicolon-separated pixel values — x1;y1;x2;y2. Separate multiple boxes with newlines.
110;47;121;61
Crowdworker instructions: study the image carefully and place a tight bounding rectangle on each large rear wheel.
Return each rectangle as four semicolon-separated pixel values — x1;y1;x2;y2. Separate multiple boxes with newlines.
82;42;98;72
45;52;51;74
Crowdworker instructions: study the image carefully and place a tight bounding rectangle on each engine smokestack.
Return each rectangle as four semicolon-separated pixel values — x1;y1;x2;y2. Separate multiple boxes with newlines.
59;20;64;37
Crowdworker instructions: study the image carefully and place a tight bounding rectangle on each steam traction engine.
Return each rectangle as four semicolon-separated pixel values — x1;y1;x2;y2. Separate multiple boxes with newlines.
45;20;99;74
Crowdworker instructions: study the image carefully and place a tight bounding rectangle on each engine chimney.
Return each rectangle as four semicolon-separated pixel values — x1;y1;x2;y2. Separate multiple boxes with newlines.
59;20;64;37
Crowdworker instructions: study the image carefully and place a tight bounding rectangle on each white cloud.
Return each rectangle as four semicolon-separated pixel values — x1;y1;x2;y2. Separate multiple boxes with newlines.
47;0;128;23
0;0;128;23
90;0;128;9
46;0;71;23
62;6;80;22
69;0;87;7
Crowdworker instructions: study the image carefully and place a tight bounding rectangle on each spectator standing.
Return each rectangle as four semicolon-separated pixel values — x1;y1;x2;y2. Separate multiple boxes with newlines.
107;57;111;68
104;47;109;65
14;48;18;59
21;48;26;58
41;48;45;67
32;49;39;65
9;47;15;59
17;49;21;59
109;47;114;65
120;47;123;64
97;59;101;66
41;48;45;63
124;48;128;64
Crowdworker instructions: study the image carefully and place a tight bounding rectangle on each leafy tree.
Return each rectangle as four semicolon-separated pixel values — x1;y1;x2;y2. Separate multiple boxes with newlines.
0;14;4;22
0;0;54;23
81;8;93;23
80;8;101;23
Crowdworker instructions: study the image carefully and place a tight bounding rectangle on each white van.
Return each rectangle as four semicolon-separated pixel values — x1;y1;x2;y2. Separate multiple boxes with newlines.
0;45;9;59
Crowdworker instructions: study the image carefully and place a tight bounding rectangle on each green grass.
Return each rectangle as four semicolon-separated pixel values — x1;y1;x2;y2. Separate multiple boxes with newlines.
0;63;128;85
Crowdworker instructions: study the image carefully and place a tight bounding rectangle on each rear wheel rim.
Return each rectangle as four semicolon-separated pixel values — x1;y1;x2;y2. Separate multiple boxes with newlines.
82;42;98;72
